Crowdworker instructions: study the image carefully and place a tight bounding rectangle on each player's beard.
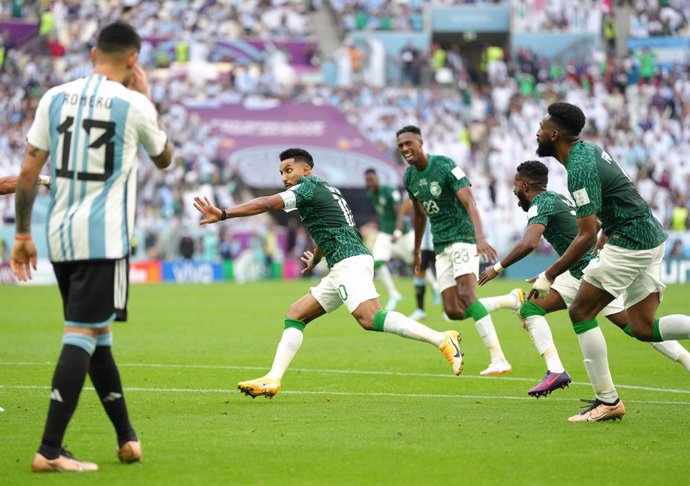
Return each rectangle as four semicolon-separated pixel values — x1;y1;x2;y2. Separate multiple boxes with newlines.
516;191;530;212
536;138;556;158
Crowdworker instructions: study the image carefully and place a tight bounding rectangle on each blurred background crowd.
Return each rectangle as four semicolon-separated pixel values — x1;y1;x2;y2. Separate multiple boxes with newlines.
2;0;690;273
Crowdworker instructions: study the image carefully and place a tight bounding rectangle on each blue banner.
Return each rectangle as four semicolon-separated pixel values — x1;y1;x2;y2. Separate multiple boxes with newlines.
431;6;510;33
161;260;225;283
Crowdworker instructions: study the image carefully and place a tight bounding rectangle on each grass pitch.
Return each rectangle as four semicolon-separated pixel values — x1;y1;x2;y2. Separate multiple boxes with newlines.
1;278;689;485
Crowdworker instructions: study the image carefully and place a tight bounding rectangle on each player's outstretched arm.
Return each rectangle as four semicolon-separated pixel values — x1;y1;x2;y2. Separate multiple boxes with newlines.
456;187;497;262
527;214;598;300
194;194;286;225
479;224;545;286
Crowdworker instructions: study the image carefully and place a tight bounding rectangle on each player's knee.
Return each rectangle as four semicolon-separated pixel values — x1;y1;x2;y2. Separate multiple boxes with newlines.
444;307;465;320
355;315;375;330
629;322;654;342
568;302;591;323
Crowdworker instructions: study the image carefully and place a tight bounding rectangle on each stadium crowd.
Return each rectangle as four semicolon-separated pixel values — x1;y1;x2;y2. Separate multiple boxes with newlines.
2;0;690;265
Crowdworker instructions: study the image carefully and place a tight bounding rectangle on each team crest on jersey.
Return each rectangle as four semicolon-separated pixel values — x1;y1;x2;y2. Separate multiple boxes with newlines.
430;181;441;197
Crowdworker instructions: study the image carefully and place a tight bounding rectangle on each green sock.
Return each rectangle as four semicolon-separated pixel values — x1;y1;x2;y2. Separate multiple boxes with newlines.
373;310;387;332
284;318;305;332
653;318;663;342
465;300;489;321
573;319;598;335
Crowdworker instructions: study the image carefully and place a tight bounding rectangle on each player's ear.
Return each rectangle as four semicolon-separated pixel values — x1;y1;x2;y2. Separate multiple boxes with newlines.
90;47;97;65
126;50;138;69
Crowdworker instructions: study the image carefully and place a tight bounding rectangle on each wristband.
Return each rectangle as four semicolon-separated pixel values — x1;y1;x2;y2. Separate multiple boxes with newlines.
15;234;32;241
493;261;504;274
220;209;228;221
393;229;403;239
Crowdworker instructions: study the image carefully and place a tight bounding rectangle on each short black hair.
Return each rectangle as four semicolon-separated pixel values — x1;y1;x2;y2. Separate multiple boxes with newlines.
396;125;421;138
364;168;377;176
96;21;141;54
547;102;586;136
279;147;314;168
516;160;548;187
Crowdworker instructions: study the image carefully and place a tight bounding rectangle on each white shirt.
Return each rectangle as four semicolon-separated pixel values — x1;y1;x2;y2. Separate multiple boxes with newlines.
27;73;167;262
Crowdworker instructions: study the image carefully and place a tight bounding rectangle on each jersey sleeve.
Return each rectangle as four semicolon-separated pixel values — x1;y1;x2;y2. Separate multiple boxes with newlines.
527;195;552;227
568;160;602;218
133;95;167;157
291;178;315;208
403;170;416;200
25;90;53;151
446;159;470;193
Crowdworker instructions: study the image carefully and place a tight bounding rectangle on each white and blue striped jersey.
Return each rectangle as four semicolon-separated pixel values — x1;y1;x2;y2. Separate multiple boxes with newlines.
26;74;167;262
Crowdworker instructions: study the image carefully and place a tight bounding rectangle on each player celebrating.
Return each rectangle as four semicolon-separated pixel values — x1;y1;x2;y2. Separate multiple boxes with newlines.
364;168;415;311
528;102;690;422
479;160;690;397
11;21;173;471
194;148;464;399
397;125;522;375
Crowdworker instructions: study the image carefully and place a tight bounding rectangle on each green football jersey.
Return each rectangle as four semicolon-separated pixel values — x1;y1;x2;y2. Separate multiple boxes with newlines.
366;185;410;235
403;155;474;253
566;141;666;250
285;176;369;267
527;191;591;279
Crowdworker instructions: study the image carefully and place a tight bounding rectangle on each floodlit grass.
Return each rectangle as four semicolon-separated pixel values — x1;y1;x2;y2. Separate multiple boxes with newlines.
1;278;689;485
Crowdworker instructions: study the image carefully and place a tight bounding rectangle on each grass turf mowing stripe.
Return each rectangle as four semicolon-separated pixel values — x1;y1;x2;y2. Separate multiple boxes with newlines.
2;360;689;395
2;384;690;406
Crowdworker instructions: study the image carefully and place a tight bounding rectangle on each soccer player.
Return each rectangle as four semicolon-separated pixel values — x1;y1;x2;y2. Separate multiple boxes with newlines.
528;101;690;422
397;125;522;375
0;175;50;194
193;147;464;398
11;21;173;471
364;168;415;311
409;217;442;320
479;160;690;397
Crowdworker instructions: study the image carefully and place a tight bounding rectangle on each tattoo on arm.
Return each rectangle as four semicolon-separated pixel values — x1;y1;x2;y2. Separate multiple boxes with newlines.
28;146;40;158
15;185;37;233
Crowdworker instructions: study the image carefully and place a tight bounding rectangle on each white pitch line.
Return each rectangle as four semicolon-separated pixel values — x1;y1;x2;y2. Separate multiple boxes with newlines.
1;384;690;406
2;360;689;395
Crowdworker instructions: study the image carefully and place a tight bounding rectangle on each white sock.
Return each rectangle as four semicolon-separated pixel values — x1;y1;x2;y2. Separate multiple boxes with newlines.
383;311;444;347
524;315;565;373
479;293;518;313
658;314;690;340
425;269;439;294
377;264;399;297
577;326;618;403
474;315;505;362
266;327;303;381
650;341;690;372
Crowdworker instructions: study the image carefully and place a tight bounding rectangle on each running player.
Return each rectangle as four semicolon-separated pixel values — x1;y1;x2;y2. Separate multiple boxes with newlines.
11;21;173;471
528;102;690;422
364;168;415;311
194;148;464;399
479;160;690;397
398;125;522;375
